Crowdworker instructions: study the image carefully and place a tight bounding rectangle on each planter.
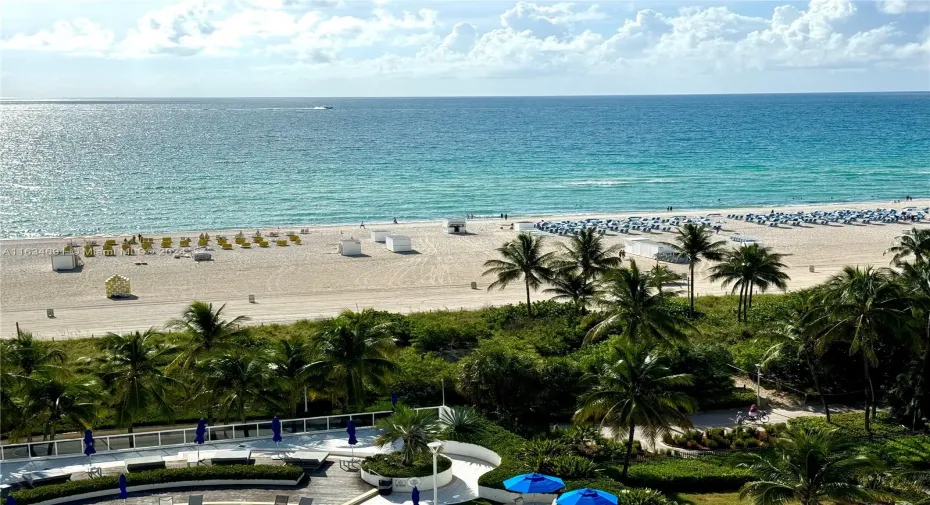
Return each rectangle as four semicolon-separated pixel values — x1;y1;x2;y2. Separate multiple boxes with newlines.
25;478;302;505
441;440;556;504
360;455;454;492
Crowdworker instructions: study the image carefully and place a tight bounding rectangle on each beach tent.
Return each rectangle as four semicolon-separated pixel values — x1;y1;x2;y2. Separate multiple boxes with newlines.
105;275;131;298
514;222;536;232
370;230;390;243
338;239;362;256
443;218;467;234
51;251;81;271
624;238;675;260
385;235;412;253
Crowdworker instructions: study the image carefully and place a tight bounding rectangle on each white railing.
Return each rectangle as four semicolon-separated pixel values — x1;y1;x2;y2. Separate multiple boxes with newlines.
0;406;442;462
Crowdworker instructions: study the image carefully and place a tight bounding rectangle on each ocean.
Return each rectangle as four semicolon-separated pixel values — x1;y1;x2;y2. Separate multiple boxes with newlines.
1;93;928;239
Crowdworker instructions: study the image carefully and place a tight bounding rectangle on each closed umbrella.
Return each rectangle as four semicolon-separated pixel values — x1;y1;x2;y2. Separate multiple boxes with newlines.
83;429;96;472
555;489;618;505
504;473;565;494
347;418;358;460
194;418;207;465
271;416;283;456
412;486;420;505
391;392;398;411
118;473;128;499
7;495;16;505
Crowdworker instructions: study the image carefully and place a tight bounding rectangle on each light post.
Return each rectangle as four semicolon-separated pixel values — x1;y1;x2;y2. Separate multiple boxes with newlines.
427;441;443;505
755;363;762;406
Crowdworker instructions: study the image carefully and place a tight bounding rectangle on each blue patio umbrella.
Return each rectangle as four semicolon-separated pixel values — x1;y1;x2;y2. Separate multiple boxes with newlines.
412;486;420;505
7;495;16;505
556;489;617;505
194;418;207;464
118;473;128;499
271;416;283;443
504;473;565;494
391;392;398;411
83;429;96;457
347;419;358;445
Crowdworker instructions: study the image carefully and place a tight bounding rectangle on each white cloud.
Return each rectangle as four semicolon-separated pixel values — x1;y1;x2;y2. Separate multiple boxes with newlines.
0;18;114;55
877;0;930;14
500;2;605;38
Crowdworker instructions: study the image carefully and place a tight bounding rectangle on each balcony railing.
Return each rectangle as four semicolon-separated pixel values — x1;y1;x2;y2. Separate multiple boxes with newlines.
0;406;442;462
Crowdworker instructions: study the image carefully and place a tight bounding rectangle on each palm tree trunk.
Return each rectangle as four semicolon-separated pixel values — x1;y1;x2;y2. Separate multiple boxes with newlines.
737;283;745;322
863;357;872;433
128;423;135;448
747;282;754;319
621;423;636;479
525;279;533;316
805;354;831;422
689;263;695;317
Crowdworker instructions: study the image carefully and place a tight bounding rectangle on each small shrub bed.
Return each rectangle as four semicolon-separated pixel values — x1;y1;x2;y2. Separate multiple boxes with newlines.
621;457;756;492
361;452;453;478
12;465;304;505
789;411;905;437
661;424;787;451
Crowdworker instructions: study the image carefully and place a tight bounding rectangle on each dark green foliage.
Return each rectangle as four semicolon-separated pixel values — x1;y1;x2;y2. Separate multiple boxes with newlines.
11;465;304;505
663;343;736;409
622;457;756;492
614;489;677;505
664;424;786;451
361;452;452;477
407;311;490;355
389;348;460;406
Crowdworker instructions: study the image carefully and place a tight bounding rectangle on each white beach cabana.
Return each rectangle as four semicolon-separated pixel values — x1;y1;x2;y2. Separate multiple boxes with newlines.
338;239;362;256
514;222;535;232
385;235;412;253
51;251;81;271
442;218;467;234
624;238;675;260
105;275;131;298
370;230;390;243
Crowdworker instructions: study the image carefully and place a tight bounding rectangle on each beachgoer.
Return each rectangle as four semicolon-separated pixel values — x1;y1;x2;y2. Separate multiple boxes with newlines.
748;403;758;420
500;213;504;219
393;217;398;224
360;222;366;229
504;213;508;220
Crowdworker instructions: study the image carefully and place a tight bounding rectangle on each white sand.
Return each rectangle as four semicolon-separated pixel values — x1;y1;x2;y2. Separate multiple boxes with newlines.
2;199;928;339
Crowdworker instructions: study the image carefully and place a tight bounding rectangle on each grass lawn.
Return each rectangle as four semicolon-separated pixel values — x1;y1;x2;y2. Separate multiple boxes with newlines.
671;493;743;504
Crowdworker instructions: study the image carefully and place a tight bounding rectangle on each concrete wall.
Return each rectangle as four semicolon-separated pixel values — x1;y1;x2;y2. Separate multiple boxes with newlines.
360;455;454;492
440;440;557;505
27;478;302;505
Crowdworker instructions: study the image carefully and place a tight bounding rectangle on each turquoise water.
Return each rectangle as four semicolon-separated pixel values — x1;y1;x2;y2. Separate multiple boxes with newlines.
1;93;928;239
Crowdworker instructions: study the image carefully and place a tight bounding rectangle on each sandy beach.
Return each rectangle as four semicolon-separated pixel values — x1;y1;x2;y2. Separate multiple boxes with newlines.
2;199;928;339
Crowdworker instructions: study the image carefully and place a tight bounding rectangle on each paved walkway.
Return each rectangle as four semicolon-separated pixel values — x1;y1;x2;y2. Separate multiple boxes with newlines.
364;454;495;505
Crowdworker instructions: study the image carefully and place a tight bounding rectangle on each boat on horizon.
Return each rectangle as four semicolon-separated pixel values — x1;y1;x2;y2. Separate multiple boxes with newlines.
312;106;334;110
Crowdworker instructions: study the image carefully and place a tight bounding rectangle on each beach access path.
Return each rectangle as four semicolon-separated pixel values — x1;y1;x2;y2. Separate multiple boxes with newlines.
3;199;928;339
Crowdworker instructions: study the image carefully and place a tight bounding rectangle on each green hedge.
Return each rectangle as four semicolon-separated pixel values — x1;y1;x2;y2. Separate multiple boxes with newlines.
620;457;756;492
12;465;304;505
361;452;453;478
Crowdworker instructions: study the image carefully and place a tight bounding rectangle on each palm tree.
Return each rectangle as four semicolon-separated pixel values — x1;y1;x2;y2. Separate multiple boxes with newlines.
2;329;65;376
575;340;695;478
374;405;443;465
817;266;905;432
93;329;179;436
544;269;598;313
649;264;683;294
305;309;397;411
664;224;727;317
709;244;790;322
585;260;691;347
555;227;621;280
168;301;250;369
887;227;930;265
737;426;879;505
483;233;556;316
25;371;99;444
272;336;320;416
894;261;930;428
762;306;832;422
197;353;278;424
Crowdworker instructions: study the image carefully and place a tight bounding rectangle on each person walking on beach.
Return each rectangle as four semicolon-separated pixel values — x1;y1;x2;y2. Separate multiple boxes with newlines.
360;222;366;229
393;217;398;224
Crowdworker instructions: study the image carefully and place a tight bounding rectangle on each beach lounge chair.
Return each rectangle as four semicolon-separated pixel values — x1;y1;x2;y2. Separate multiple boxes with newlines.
222;243;233;250
158;497;173;505
277;240;288;247
188;495;203;505
241;242;251;249
282;451;329;471
275;496;289;505
298;498;313;505
126;456;167;472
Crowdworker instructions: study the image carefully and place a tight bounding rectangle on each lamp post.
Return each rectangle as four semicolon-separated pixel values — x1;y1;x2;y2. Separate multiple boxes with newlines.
427;441;443;505
755;363;762;406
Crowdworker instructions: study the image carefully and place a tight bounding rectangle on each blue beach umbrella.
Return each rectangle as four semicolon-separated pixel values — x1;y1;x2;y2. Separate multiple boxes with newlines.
504;473;565;494
83;429;96;457
118;473;128;499
556;489;618;505
412;486;420;505
391;392;398;411
347;419;358;445
7;495;16;505
271;416;283;443
194;418;207;464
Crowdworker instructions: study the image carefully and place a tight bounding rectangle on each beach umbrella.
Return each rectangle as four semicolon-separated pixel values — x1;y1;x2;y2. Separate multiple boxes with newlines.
347;418;358;460
504;473;565;494
83;429;96;457
194;418;207;464
7;495;15;505
412;486;420;505
271;415;283;455
118;473;128;499
391;392;398;411
556;489;618;505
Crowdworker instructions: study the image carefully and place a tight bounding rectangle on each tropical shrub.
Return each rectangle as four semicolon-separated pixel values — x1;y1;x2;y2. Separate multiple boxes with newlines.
621;457;756;492
663;424;786;451
615;488;677;505
361;452;452;478
11;465;304;505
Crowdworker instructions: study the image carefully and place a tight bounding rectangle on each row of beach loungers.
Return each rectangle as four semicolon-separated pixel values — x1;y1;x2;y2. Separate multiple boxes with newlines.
534;215;724;237
729;207;928;228
72;231;308;257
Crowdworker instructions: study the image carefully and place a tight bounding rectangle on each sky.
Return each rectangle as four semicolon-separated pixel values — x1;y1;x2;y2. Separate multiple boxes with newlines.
0;0;928;97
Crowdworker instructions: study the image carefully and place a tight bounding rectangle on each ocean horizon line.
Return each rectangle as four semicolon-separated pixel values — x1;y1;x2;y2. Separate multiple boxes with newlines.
2;90;929;102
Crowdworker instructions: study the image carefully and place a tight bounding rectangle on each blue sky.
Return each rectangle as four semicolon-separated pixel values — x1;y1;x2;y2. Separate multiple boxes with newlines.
1;0;928;97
